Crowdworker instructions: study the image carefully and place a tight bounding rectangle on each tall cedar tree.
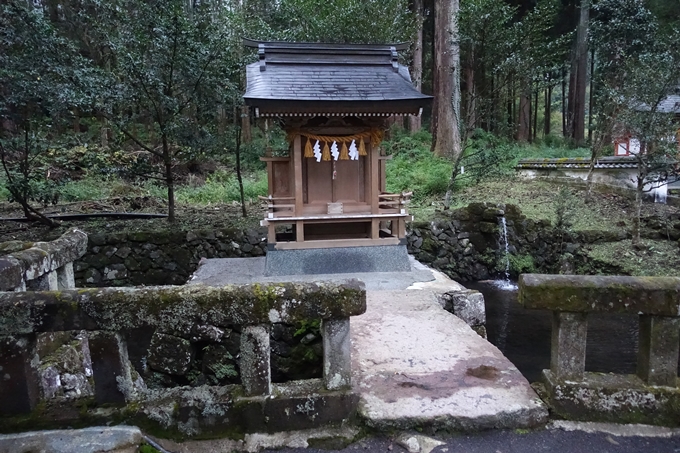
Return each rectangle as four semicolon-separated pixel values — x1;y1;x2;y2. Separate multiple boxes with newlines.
431;0;462;159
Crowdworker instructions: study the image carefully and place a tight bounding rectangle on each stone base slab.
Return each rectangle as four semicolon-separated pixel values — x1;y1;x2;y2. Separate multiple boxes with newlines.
0;426;141;453
353;288;548;431
264;245;411;276
0;380;359;440
541;370;680;426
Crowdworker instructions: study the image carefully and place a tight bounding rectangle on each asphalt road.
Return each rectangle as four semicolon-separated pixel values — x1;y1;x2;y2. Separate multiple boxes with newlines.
262;426;680;453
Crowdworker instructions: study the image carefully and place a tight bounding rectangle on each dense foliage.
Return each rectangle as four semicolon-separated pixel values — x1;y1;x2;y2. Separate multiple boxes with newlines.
0;0;678;229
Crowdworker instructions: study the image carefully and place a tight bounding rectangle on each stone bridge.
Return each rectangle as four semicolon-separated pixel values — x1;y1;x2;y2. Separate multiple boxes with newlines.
2;231;680;449
0;230;366;439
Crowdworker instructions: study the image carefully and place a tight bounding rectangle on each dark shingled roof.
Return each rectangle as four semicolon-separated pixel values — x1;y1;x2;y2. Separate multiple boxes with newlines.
243;41;431;117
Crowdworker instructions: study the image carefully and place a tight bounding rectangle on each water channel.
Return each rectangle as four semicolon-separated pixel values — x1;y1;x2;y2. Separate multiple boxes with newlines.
465;281;644;383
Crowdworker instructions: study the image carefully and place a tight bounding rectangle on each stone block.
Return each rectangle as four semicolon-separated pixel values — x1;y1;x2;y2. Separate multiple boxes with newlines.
637;315;680;387
551;311;587;381
88;331;132;405
147;332;193;376
541;369;680;426
240;324;271;395
441;290;486;328
519;274;680;316
0;335;41;416
56;262;75;289
102;264;128;281
26;270;58;291
0;256;23;291
322;318;351;390
0;426;142;453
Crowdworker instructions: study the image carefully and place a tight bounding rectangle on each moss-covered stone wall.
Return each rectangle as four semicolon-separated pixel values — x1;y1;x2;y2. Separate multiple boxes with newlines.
74;227;267;287
406;203;633;281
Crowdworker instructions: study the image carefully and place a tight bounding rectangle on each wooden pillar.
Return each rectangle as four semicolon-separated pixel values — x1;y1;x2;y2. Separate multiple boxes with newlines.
370;143;380;239
293;134;303;217
370;143;379;215
296;220;304;242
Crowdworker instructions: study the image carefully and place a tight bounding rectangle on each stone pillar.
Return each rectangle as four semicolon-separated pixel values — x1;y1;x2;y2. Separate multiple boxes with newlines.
0;335;41;415
637;315;679;387
88;332;132;405
240;325;271;396
56;262;75;289
26;270;58;291
322;318;351;390
551;312;587;381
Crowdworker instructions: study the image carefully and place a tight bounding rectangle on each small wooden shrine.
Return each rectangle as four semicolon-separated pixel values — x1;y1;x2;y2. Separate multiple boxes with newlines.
244;41;431;251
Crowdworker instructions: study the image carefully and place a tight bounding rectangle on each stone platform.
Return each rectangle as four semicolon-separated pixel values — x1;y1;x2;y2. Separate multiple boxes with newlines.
190;256;548;431
264;245;411;276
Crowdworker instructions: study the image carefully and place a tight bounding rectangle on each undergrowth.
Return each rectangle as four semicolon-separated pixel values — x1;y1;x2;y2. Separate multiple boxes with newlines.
585;240;680;276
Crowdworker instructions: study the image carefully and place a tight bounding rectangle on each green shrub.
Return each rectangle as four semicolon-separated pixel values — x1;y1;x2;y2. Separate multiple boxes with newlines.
384;130;453;200
173;170;267;204
509;254;536;274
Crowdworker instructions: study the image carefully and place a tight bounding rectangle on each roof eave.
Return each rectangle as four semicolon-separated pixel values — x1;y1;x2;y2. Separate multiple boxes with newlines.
243;98;432;117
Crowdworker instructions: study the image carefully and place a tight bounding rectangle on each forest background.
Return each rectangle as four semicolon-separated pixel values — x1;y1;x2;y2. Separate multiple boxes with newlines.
1;0;679;242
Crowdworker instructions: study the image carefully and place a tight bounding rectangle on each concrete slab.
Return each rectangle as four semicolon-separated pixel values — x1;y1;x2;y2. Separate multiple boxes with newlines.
189;256;548;432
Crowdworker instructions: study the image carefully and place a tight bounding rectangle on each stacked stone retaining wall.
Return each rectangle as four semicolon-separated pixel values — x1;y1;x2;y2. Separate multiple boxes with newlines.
75;227;267;287
406;203;635;281
72;204;680;287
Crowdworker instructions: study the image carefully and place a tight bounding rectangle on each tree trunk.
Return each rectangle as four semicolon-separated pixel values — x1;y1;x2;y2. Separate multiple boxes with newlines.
567;0;590;145
517;86;531;142
241;105;252;143
465;58;476;132
633;176;644;246
431;0;461;159
162;135;175;223
562;68;567;137
588;48;595;143
507;73;514;137
533;88;539;142
235;126;247;217
544;85;552;136
409;0;424;133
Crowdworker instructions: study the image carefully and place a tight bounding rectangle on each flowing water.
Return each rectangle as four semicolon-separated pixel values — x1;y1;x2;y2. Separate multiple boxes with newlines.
654;183;668;204
466;281;645;383
495;217;517;291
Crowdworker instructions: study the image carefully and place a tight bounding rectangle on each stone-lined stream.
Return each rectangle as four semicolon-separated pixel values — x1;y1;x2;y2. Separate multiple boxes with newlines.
465;281;645;383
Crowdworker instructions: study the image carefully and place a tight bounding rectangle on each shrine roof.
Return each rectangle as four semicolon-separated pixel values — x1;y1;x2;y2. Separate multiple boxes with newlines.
243;40;431;117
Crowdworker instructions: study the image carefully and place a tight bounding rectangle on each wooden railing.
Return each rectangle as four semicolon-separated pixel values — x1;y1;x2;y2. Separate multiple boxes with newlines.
259;195;296;218
378;191;412;214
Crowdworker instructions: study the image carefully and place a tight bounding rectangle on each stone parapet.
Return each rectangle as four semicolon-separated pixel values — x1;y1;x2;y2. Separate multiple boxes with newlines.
519;274;680;426
0;229;86;291
0;280;366;438
0;281;366;335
